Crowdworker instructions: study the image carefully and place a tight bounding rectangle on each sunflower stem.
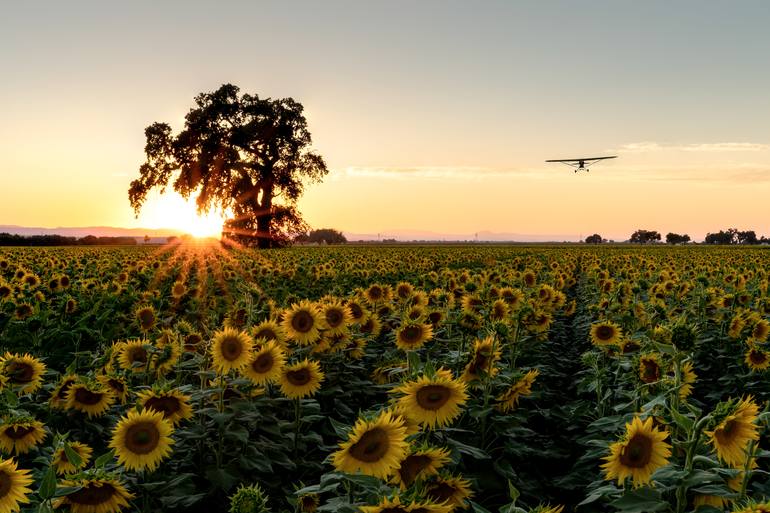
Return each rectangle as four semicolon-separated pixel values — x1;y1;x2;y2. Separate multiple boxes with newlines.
739;439;756;499
293;398;301;457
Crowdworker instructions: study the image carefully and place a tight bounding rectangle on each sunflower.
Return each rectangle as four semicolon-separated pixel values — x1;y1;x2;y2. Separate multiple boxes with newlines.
530;506;565;513
52;441;93;475
395;322;433;351
590;321;622;347
345;338;367;360
66;382;116;418
602;416;671;487
0;353;45;394
359;496;451;513
171;281;186;299
153;330;181;374
745;347;770;371
137;388;193;426
250;320;286;345
134;304;157;332
462;336;502;384
496;369;539;412
489;299;510;322
679;361;697;400
425;474;474;512
57;475;133;513
0;419;46;455
50;374;79;409
240;340;285;385
394;282;414;302
705;396;759;467
750;319;770;343
390;446;451;489
97;375;129;404
297;493;320;513
345;299;369;324
320;300;352;336
118;340;150;373
281;301;323;345
331;410;408;479
364;284;386;304
359;315;382;337
211;328;254;374
639;353;662;384
279;359;324;399
395;369;468;429
0;457;32;513
109;409;174;472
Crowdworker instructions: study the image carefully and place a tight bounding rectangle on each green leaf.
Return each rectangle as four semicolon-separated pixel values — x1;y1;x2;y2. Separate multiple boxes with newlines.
38;466;57;500
63;443;83;469
507;480;520;502
94;450;115;468
609;487;667;513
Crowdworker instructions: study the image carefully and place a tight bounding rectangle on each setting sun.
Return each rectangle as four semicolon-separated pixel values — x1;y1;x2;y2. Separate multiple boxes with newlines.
137;192;226;238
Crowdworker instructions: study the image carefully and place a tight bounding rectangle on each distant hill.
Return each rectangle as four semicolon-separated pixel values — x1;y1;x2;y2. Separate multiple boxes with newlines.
343;229;582;243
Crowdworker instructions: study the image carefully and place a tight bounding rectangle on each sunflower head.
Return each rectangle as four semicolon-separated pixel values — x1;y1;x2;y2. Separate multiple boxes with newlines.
331;410;409;480
0;457;33;513
52;441;93;475
137;388;193;426
281;301;323;346
211;328;254;374
601;416;671;487
109;409;174;472
57;473;134;513
395;322;433;351
241;340;285;386
390;445;451;489
0;418;47;455
395;369;468;429
1;353;46;395
590;321;622;347
134;305;157;332
228;483;269;513
705;396;760;467
279;359;324;399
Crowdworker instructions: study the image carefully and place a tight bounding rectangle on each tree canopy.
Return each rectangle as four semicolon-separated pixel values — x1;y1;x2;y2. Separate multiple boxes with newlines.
584;234;604;244
295;228;348;245
129;84;328;248
629;229;661;244
665;232;691;244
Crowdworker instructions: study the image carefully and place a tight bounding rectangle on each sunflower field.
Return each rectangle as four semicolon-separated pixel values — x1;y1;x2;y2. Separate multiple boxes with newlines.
2;244;770;513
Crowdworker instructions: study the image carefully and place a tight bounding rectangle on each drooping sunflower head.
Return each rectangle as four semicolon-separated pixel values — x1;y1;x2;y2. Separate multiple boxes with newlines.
137;388;193;426
134;304;157;332
750;319;770;343
0;353;46;395
52;441;93;475
601;415;672;487
359;314;382;338
461;336;502;384
705;396;760;467
241;340;285;386
345;299;368;324
50;374;80;409
395;322;433;351
96;375;129;404
390;445;451;489
425;473;474;511
359;495;451;513
679;361;697;400
496;369;539;413
109;408;174;472
211;328;254;374
279;359;324;399
228;483;269;513
331;410;409;480
66;382;116;418
297;492;320;513
394;369;468;429
489;299;510;322
281;301;323;346
638;353;663;384
0;457;33;513
590;321;622;347
0;418;46;455
57;473;134;513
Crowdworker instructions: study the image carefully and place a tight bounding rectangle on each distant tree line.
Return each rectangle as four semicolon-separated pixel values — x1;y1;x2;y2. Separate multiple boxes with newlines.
0;233;138;246
583;228;770;245
295;228;347;245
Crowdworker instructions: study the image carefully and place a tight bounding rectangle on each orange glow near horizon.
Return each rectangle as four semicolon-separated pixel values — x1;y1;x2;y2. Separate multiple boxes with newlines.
137;192;227;238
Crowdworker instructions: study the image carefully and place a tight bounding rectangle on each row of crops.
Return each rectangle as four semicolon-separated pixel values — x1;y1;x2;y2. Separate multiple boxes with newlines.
1;244;770;513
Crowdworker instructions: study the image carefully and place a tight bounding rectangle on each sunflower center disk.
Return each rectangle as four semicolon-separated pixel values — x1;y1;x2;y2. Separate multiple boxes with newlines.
253;353;274;373
349;428;389;462
145;396;181;417
287;368;311;386
7;363;33;383
398;455;431;486
68;483;118;506
75;388;106;405
292;311;314;333
620;434;653;468
5;426;34;439
125;423;161;454
221;338;243;360
0;471;12;498
416;385;451;410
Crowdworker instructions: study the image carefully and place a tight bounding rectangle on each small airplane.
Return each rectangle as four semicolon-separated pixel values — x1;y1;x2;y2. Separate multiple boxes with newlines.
545;155;617;173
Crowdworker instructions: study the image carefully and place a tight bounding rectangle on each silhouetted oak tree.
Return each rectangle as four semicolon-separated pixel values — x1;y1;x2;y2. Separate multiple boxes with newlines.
129;84;328;248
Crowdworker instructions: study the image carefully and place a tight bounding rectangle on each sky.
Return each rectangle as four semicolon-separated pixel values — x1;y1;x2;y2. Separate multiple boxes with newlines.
2;0;770;241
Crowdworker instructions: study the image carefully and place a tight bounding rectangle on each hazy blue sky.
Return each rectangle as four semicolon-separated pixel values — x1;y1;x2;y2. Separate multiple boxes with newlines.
2;1;770;239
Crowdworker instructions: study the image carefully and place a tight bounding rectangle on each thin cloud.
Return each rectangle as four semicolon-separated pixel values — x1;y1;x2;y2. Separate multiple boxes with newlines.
339;166;548;180
616;141;769;153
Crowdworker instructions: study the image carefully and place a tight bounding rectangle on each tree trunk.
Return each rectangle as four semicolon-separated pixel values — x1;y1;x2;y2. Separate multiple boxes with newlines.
257;180;274;249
